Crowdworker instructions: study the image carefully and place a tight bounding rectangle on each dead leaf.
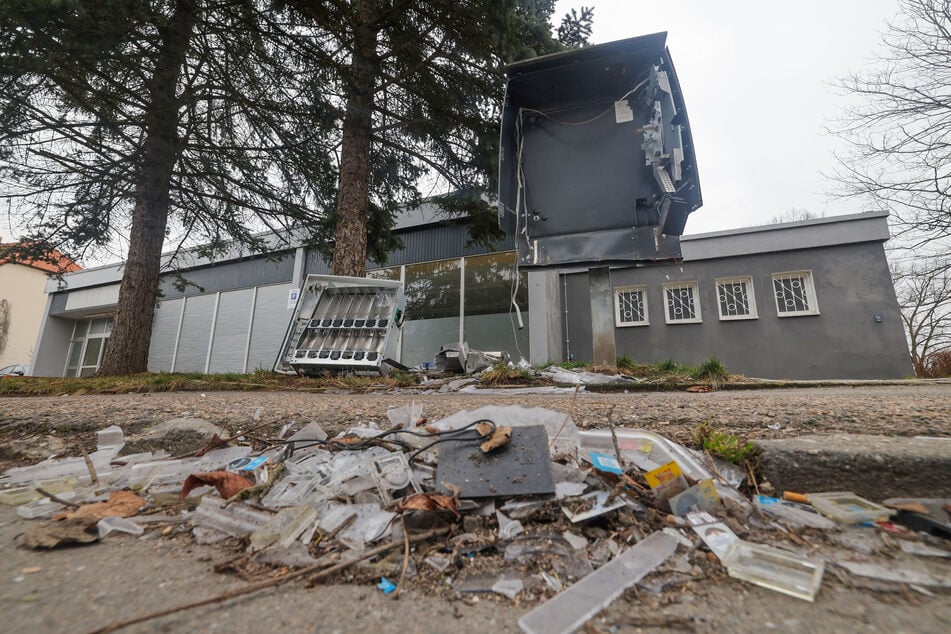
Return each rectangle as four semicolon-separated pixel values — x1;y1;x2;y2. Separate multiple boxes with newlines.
686;386;712;393
396;493;459;518
475;422;494;437
180;471;253;499
53;491;146;522
193;434;227;457
480;425;512;453
22;520;100;549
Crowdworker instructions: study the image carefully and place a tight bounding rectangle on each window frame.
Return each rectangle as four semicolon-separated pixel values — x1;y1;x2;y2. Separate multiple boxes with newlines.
715;276;758;321
613;285;649;327
662;281;703;324
772;270;820;317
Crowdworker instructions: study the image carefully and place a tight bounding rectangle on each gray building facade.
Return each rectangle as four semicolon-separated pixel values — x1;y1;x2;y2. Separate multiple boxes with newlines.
29;209;911;380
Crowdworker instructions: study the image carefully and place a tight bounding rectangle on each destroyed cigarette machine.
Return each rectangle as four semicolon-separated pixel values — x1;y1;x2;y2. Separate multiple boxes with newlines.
498;32;702;267
278;274;405;374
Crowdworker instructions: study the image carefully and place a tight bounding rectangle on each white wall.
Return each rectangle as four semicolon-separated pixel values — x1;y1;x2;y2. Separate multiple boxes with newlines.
0;264;49;369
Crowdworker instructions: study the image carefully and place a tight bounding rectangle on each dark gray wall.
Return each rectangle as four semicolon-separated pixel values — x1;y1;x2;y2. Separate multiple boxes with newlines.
158;252;295;300
31;315;74;376
563;242;912;379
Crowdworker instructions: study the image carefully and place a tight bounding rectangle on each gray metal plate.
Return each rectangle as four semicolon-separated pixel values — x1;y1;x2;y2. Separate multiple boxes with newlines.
435;425;555;498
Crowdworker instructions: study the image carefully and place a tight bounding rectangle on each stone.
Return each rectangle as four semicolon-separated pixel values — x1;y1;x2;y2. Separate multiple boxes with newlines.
122;417;227;456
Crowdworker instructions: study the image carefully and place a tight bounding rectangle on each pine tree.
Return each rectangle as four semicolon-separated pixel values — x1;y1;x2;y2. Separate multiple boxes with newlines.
1;1;338;375
285;0;593;276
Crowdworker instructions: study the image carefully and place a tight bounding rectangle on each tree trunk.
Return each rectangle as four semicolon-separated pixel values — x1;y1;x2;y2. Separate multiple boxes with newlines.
331;4;377;277
98;0;196;376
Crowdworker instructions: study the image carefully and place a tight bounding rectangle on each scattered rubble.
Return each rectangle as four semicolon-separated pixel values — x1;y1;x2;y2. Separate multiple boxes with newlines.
2;405;949;633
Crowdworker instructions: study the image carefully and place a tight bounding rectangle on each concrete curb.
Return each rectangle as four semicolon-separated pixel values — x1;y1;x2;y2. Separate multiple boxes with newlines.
755;434;951;499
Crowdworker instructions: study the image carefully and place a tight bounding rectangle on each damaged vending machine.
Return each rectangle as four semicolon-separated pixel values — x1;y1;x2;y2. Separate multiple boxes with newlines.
277;274;405;375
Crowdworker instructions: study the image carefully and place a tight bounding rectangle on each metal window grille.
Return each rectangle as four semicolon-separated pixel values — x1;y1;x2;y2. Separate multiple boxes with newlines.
716;278;755;319
615;287;648;326
665;283;700;323
773;272;817;316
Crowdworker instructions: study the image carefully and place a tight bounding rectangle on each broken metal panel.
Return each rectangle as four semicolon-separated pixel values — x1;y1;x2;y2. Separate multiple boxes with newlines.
277;274;405;375
499;32;702;268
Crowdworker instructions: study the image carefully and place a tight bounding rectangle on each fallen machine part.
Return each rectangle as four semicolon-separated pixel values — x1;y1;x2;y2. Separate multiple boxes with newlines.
277;274;405;375
498;32;702;268
433;341;509;374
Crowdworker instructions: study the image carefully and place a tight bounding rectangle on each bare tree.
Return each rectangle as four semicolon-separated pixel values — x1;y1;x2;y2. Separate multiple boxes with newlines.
830;0;951;261
891;258;951;375
832;0;951;373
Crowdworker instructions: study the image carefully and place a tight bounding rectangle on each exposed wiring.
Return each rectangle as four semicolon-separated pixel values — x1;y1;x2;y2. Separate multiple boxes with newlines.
519;79;649;127
262;419;497;464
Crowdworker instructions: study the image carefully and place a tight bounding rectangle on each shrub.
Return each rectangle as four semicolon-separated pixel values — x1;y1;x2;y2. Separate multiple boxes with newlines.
688;357;729;387
922;349;951;378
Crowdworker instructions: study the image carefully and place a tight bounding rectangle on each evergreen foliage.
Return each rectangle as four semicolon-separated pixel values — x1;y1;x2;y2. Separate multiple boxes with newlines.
0;0;593;374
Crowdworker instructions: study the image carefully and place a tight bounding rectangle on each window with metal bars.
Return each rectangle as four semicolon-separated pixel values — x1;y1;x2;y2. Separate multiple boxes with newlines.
772;270;819;316
716;277;757;320
614;285;649;327
663;282;702;324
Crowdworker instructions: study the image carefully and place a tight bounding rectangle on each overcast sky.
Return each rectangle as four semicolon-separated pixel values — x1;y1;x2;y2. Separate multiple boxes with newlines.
554;0;902;235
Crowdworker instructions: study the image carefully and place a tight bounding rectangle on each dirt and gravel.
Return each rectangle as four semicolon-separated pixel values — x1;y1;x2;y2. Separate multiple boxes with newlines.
1;384;950;633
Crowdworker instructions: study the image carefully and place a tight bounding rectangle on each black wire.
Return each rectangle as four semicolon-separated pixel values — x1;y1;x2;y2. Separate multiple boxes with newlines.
265;418;497;461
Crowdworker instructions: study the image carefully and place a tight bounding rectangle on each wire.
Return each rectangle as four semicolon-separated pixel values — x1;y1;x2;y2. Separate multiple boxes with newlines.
263;419;497;463
519;79;649;127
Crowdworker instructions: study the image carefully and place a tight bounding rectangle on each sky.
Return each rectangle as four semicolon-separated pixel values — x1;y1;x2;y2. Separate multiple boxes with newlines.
2;2;902;251
553;0;902;235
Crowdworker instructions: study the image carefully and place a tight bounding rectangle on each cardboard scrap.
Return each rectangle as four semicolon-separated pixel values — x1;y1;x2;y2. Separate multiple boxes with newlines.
645;461;688;502
53;491;146;522
686;510;739;559
669;479;721;516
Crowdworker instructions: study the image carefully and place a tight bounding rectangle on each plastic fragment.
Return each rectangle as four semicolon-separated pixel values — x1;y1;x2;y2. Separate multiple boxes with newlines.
496;509;524;539
97;516;144;538
492;577;524;599
754;495;837;529
378;577;397;594
561;491;624;523
686;511;739;559
807;491;894;524
518;531;678;634
722;540;825;601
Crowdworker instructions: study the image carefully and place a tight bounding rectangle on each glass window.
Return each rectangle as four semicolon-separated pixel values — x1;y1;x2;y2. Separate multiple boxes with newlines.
663;282;702;324
772;271;819;317
82;338;103;367
462;252;529;363
404;259;461;321
89;318;109;335
367;266;400;281
463;253;527;316
614;285;649;327
716;277;758;320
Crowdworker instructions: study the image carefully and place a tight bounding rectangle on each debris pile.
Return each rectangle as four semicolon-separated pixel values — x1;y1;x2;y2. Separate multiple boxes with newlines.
2;407;949;633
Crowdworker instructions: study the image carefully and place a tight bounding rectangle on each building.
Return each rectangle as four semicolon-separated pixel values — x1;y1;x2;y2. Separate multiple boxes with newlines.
29;208;911;380
0;240;81;370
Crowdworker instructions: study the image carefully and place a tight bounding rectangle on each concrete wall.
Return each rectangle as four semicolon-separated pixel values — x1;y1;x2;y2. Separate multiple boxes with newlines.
563;242;912;379
0;264;49;368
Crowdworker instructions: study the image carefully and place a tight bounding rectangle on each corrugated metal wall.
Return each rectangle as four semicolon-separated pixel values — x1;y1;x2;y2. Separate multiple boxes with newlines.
148;298;184;372
247;283;294;372
146;283;292;374
174;294;216;372
159;252;295;300
208;289;254;373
